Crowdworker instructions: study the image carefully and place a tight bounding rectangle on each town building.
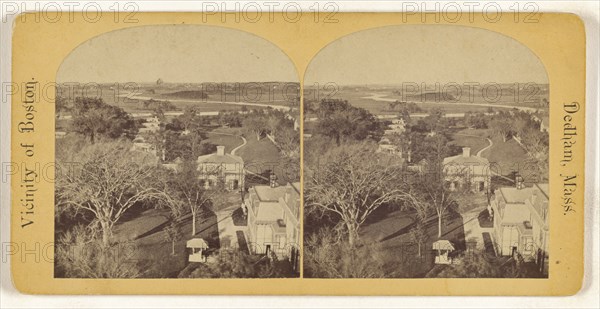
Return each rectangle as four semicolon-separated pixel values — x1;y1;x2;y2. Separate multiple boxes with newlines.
384;118;406;135
245;182;300;271
196;146;244;190
442;147;490;192
377;137;403;157
489;182;549;276
138;116;161;134
132;117;161;156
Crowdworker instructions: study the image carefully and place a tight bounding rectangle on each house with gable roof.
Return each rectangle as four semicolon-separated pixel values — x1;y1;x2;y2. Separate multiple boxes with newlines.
443;147;490;193
490;181;549;275
196;145;244;190
245;181;301;270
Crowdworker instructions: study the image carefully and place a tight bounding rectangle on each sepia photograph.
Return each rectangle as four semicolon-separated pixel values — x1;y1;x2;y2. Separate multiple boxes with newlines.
303;25;550;278
5;5;591;299
53;25;301;278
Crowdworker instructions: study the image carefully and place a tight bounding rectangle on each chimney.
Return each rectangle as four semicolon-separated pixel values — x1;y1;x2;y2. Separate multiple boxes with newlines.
515;174;524;190
269;173;278;188
217;146;225;156
462;147;471;158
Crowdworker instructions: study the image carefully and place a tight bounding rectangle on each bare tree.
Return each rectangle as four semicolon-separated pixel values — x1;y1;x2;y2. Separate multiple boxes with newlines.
415;166;457;239
409;222;428;257
274;125;300;159
163;221;183;256
266;112;283;138
488;116;512;142
55;225;143;278
167;160;224;236
305;142;410;245
56;140;168;247
304;227;386;278
243;112;268;140
407;135;460;239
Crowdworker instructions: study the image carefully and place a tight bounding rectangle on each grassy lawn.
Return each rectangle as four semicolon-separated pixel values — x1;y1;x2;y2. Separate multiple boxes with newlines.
454;192;489;214
237;136;280;164
480;136;536;178
358;207;466;278
237;136;297;185
449;131;490;155
205;127;299;185
112;206;219;278
202;130;244;153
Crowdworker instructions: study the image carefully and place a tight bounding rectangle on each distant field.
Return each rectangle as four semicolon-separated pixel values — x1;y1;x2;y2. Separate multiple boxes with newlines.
306;87;548;116
57;82;298;115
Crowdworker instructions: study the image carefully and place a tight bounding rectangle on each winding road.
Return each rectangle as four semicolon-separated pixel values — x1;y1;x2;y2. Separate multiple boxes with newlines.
230;136;247;156
476;138;493;157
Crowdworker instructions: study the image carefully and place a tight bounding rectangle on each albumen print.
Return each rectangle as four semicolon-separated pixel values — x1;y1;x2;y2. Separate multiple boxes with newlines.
54;25;301;278
303;26;550;278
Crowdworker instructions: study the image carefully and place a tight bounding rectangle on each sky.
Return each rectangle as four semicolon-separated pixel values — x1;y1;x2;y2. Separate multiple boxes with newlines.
304;25;549;85
57;25;299;83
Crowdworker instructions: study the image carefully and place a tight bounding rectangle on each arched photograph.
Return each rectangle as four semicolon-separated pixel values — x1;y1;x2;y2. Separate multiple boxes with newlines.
303;25;549;278
54;25;301;278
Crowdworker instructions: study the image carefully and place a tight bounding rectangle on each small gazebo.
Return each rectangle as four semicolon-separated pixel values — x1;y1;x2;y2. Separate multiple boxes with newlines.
187;238;209;263
433;240;455;265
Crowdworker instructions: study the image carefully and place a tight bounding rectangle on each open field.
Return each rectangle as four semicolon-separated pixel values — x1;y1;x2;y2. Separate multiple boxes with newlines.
58;82;297;115
210;126;297;185
448;128;492;155
203;131;244;154
305;86;548;116
480;136;535;178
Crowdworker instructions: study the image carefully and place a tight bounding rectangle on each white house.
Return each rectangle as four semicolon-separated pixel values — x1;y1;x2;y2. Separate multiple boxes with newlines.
245;182;301;270
196;146;244;190
443;147;490;192
490;182;549;275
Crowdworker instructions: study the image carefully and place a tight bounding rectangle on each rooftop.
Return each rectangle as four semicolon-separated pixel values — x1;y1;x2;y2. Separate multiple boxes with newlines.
254;185;287;202
498;186;535;204
502;203;531;224
290;182;301;194
197;153;243;165
255;201;283;222
536;184;549;198
443;154;489;166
